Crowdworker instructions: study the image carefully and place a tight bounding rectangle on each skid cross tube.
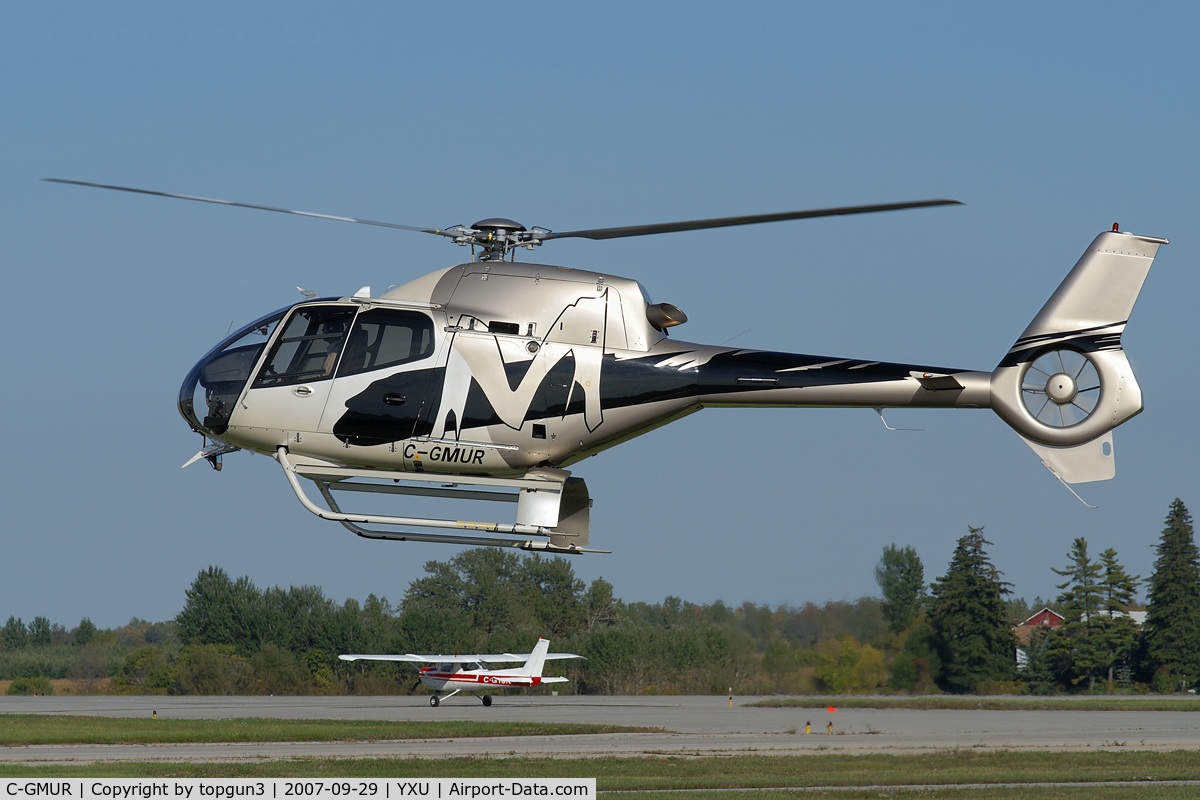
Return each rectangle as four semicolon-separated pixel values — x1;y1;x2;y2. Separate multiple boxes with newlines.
275;447;604;553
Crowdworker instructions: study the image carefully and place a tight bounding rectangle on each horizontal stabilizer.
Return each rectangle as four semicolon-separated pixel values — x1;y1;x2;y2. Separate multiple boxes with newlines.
1020;431;1115;484
911;371;965;391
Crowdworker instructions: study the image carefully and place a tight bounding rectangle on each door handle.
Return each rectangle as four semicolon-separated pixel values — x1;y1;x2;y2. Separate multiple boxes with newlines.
383;393;407;406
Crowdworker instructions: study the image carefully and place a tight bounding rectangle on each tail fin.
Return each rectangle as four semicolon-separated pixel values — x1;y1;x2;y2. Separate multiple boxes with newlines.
990;229;1166;484
524;638;550;677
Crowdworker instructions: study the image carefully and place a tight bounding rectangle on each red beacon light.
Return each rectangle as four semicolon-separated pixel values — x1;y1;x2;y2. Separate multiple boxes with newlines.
1113;223;1120;231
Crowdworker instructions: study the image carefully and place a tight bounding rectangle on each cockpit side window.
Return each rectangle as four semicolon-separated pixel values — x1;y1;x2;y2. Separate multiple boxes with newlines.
337;309;435;378
253;305;356;388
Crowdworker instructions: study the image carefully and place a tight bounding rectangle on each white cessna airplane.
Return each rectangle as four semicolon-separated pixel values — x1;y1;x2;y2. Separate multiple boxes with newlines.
339;637;583;706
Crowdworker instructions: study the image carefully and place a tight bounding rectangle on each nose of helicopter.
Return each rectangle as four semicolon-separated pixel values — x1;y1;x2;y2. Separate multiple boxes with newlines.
178;307;289;438
178;347;248;438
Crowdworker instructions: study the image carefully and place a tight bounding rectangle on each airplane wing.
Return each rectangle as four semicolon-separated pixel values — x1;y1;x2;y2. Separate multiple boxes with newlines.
473;652;585;662
339;654;438;663
339;652;584;663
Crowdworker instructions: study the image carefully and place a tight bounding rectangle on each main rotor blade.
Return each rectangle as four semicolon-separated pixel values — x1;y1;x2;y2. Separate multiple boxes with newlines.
544;199;963;241
44;178;455;237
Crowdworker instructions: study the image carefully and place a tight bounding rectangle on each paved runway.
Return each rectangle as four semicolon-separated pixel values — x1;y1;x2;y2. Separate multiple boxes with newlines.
3;695;1200;763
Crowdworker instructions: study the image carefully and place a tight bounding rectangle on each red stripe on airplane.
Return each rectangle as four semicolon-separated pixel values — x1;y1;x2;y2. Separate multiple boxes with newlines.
425;674;536;686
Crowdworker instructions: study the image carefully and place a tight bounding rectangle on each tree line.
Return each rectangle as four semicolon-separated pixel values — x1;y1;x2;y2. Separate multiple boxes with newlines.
875;498;1200;694
3;498;1197;696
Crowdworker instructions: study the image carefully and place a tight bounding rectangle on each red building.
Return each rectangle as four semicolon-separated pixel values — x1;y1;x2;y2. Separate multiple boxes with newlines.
1013;608;1064;670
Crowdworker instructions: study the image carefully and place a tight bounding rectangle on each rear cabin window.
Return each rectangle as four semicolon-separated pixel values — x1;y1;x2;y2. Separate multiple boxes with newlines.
337;309;436;377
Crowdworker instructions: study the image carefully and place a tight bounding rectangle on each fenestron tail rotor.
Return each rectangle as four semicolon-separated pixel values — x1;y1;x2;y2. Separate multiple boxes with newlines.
1021;349;1101;428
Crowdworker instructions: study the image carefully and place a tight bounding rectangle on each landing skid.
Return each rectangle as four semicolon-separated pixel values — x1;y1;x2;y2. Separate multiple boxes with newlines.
275;447;607;553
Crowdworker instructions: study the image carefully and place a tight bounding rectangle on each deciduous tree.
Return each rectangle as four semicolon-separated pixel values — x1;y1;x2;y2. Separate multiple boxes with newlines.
175;644;252;695
584;577;618;630
73;617;97;647
2;617;27;650
27;616;53;648
175;566;263;656
875;544;926;635
812;636;888;694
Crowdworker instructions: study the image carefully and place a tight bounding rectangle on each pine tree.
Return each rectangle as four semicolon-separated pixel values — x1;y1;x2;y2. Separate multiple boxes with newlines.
1144;499;1200;690
1096;547;1140;687
1021;626;1056;694
929;526;1014;693
1048;537;1105;691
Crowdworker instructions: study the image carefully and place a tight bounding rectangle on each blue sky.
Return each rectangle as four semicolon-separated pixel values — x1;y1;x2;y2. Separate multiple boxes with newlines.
3;2;1197;629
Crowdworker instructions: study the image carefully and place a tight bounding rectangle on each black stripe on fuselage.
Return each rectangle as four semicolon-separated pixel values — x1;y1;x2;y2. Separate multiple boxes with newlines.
999;322;1127;368
593;348;964;412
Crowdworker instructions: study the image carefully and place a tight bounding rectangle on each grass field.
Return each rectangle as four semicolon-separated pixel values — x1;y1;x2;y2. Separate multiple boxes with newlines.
2;750;1200;798
3;712;1199;798
0;715;654;745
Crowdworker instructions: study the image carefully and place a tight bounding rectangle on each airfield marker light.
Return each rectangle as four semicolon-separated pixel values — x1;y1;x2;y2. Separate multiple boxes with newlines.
827;720;834;735
805;721;811;735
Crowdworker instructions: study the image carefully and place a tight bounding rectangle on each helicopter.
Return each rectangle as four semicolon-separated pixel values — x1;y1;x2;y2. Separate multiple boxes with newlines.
49;179;1167;554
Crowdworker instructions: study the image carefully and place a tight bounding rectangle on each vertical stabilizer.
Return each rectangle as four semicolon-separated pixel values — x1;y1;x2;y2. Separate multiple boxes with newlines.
989;230;1166;475
525;638;550;677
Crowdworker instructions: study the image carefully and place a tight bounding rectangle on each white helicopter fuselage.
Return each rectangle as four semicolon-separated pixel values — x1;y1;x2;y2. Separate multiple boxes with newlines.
47;178;1163;554
181;260;996;478
178;231;1165;551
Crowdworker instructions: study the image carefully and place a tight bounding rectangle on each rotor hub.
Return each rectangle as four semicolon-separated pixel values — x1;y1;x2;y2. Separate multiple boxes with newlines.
1045;372;1078;405
471;218;526;233
458;218;537;260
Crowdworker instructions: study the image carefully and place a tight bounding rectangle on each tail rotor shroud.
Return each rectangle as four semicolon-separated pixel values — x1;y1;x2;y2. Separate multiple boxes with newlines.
989;229;1167;488
1021;349;1102;429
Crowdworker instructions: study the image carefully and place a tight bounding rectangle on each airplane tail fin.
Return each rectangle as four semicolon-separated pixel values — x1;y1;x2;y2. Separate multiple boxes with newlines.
524;638;550;677
990;229;1166;484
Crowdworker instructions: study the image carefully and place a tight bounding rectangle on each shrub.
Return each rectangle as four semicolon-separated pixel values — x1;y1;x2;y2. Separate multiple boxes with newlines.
6;676;54;696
